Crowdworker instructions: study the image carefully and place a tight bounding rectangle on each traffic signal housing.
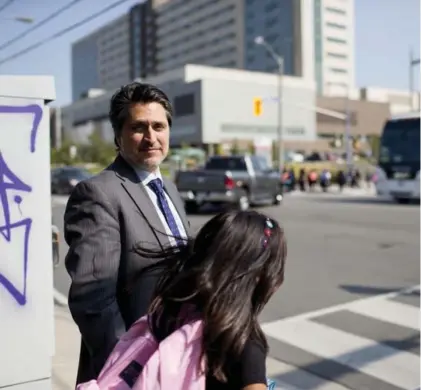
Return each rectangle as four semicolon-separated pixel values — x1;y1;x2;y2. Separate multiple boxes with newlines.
253;97;263;116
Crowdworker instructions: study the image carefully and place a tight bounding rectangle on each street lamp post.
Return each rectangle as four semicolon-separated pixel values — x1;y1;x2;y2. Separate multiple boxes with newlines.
254;36;284;171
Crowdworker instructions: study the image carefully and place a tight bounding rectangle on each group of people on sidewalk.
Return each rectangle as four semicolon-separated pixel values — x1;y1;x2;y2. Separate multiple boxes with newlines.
63;82;287;390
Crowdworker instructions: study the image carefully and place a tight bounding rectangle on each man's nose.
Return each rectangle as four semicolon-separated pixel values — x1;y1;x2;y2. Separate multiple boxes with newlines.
144;127;157;143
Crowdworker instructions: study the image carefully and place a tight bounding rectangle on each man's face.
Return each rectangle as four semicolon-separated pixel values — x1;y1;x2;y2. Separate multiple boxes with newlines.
118;102;170;171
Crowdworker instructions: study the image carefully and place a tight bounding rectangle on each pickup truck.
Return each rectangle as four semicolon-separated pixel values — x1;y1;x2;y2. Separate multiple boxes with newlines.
175;155;283;213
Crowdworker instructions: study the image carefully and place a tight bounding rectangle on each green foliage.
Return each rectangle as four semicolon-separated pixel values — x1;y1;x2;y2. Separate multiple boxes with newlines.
215;143;225;156
248;141;256;155
50;133;116;166
230;139;240;155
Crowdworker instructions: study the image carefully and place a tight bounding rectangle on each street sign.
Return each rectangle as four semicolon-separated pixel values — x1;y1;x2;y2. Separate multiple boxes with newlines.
253;97;263;116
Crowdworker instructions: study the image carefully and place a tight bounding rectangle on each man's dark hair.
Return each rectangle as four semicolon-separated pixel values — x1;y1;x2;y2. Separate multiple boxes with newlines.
109;82;173;148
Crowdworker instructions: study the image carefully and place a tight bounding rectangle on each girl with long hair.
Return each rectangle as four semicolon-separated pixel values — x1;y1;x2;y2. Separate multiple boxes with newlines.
137;209;287;390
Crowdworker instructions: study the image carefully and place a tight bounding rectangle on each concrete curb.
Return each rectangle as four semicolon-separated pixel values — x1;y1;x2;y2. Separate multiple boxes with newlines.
54;288;68;307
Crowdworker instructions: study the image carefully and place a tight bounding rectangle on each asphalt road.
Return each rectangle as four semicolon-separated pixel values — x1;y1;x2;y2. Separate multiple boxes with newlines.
52;192;420;389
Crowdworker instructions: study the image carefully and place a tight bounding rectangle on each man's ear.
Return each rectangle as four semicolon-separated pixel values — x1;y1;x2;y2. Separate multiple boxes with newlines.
114;136;120;151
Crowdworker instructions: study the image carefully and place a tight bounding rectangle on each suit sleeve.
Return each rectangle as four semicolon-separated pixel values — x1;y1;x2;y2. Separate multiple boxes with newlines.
64;180;125;375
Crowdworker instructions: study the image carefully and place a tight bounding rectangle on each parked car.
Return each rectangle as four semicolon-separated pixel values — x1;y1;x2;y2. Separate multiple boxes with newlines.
175;155;283;213
51;166;92;195
52;225;59;267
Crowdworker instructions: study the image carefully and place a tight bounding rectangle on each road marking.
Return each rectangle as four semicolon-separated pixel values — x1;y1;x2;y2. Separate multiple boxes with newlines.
263;284;420;325
349;298;420;331
263;319;420;390
53;288;68;306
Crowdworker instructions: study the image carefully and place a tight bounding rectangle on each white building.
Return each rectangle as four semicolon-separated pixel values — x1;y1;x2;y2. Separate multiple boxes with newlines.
360;87;420;115
62;64;317;152
314;0;355;96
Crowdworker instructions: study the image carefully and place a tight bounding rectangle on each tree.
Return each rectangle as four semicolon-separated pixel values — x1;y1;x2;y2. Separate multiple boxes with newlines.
230;139;240;155
78;133;116;166
215;143;225;156
248;141;256;155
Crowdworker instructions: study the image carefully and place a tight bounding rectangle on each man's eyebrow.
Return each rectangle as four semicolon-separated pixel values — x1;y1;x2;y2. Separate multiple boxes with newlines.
130;120;166;126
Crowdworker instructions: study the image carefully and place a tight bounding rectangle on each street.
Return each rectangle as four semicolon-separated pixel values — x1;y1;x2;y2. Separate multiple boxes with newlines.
52;191;420;390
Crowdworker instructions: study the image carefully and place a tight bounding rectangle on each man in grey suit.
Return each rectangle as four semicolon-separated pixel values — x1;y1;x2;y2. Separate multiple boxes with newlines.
64;82;190;384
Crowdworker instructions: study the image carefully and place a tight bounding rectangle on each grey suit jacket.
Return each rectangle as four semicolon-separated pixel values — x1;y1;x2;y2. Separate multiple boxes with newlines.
64;154;190;384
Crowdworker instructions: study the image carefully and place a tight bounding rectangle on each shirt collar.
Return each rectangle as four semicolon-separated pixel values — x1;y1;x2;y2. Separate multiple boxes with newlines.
135;167;163;186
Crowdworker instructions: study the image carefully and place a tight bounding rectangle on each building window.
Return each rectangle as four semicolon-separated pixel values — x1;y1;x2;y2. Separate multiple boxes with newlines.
327;52;348;59
330;67;348;74
326;22;346;29
173;94;195;117
327;37;347;44
325;7;346;15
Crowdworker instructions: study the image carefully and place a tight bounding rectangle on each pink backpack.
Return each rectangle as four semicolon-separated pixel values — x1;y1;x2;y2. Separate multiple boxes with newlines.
77;315;205;390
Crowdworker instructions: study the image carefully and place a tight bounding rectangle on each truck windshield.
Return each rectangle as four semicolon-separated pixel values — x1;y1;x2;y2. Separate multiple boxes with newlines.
205;157;247;170
379;117;420;164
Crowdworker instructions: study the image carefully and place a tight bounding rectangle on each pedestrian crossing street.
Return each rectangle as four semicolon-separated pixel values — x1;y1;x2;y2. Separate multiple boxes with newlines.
263;285;420;390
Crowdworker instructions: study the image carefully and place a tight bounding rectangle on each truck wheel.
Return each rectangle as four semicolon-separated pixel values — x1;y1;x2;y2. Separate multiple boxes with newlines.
273;186;283;205
185;201;199;214
237;192;250;211
273;193;283;205
395;197;410;204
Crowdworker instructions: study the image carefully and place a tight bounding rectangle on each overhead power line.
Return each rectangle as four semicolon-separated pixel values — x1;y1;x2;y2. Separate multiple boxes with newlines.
0;0;132;66
0;0;15;14
0;0;85;51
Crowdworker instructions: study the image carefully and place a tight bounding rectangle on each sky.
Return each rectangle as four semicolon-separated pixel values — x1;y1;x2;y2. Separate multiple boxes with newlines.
0;0;419;107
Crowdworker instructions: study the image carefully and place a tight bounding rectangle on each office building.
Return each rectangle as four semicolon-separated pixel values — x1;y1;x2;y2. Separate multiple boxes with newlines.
314;0;355;95
72;14;131;101
152;0;315;81
71;0;355;101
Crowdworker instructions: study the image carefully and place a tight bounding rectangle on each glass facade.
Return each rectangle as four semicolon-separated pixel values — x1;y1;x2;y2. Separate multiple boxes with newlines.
243;0;295;76
72;37;100;101
129;2;157;79
131;8;143;79
314;0;323;95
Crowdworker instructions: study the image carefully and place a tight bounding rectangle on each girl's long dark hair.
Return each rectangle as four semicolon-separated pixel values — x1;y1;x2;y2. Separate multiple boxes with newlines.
134;210;287;382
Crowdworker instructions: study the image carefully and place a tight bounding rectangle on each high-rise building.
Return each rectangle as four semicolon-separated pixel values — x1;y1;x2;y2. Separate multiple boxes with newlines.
71;0;354;101
72;14;131;101
314;0;355;96
152;0;315;81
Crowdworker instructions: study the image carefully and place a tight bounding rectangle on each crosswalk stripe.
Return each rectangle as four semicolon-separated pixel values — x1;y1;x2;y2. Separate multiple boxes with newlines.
348;298;420;331
262;319;420;390
266;284;420;325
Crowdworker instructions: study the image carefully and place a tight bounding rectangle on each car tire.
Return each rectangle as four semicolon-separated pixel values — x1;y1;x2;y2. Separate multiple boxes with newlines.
395;197;410;204
237;191;250;211
272;186;283;205
185;201;199;214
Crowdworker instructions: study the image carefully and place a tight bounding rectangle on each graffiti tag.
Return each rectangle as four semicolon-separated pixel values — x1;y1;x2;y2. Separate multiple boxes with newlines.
0;104;43;305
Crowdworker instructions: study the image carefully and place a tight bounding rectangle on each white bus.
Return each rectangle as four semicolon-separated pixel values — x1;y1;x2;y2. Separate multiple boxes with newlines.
375;111;420;203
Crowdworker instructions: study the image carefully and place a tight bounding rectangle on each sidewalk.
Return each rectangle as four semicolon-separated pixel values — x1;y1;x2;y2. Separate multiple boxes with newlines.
288;184;376;197
52;304;348;390
52;304;79;390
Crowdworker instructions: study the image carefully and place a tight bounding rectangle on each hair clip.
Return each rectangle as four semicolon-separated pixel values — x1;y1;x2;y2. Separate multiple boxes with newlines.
262;218;274;248
265;219;274;229
262;237;269;248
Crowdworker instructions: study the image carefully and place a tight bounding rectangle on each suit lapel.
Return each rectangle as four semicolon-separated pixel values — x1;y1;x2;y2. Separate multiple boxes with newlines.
162;177;190;234
111;155;171;249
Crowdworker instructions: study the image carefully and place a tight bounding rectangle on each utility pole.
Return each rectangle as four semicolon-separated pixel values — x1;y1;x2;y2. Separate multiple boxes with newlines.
409;49;420;111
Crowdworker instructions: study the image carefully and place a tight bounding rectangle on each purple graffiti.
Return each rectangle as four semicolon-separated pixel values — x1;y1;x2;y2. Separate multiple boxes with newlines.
0;104;42;305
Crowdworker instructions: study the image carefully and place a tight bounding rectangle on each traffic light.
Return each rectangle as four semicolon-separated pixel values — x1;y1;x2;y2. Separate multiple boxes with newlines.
253;97;263;116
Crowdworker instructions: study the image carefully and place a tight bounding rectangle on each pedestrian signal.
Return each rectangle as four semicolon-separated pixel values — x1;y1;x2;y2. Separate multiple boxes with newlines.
253;97;263;116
